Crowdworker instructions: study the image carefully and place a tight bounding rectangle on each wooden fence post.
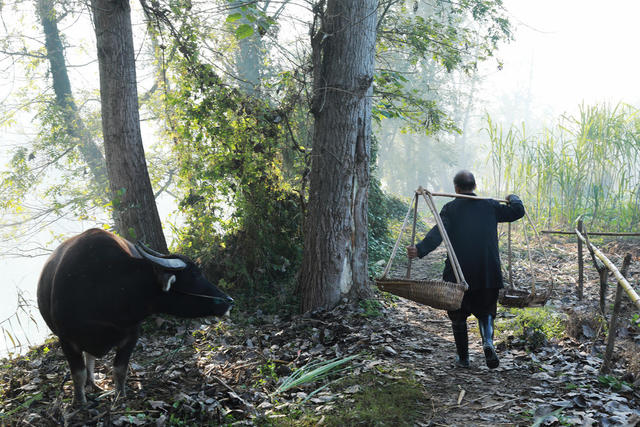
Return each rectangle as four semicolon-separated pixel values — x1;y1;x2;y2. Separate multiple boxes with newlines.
601;253;632;374
582;224;608;314
577;218;584;300
598;267;608;315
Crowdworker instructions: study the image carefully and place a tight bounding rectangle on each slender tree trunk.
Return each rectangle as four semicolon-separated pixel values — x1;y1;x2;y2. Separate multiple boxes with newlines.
36;0;108;195
230;1;290;96
231;0;263;97
299;0;377;312
91;0;167;251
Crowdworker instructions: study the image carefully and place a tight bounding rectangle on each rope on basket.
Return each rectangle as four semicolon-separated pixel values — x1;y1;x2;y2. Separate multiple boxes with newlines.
421;189;466;286
380;187;467;288
380;188;553;307
504;208;555;299
432;191;555;300
381;194;416;278
524;209;555;297
406;192;419;279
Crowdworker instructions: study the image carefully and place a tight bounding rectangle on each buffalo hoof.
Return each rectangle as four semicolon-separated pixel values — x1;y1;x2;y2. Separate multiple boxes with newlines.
71;396;88;408
85;380;105;393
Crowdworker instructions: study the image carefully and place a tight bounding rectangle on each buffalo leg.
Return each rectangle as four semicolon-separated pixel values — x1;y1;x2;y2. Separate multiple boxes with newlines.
60;339;87;405
112;331;139;399
84;352;97;390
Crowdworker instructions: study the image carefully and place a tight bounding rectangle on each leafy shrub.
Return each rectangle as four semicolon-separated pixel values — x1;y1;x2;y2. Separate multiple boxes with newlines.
165;56;306;315
497;306;565;350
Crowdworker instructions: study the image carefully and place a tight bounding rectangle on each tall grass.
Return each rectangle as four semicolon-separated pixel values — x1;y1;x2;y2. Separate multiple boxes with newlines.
1;291;39;358
482;103;640;231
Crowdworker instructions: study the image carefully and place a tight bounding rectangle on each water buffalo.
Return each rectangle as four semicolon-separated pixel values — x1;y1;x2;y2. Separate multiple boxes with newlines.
37;228;233;405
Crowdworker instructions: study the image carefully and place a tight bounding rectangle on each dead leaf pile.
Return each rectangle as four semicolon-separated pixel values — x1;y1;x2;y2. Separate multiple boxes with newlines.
1;239;639;425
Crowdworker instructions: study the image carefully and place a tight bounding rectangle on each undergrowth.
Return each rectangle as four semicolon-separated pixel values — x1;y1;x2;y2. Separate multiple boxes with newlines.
262;368;431;426
497;306;566;350
368;174;412;278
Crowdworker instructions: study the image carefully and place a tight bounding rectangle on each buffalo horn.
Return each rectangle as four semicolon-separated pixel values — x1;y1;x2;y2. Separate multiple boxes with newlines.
135;243;187;270
136;240;167;258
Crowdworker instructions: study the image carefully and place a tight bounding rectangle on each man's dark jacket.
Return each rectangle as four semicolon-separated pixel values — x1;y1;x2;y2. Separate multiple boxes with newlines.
416;193;525;290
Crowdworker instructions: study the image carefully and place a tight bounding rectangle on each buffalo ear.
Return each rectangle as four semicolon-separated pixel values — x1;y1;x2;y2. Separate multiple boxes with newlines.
163;275;176;292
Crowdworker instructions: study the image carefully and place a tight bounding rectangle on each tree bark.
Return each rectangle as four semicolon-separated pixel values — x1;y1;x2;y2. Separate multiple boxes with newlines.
36;0;108;195
299;0;377;312
91;0;167;251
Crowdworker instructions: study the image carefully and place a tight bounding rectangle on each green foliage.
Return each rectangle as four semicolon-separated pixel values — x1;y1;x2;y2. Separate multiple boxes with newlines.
262;368;430;427
157;27;306;314
368;138;411;276
367;175;411;277
372;1;512;196
0;99;108;237
597;374;634;392
497;307;565;350
322;370;430;426
0;0;112;241
0;392;43;419
484;103;640;231
358;299;384;318
375;0;512;134
225;1;276;40
524;406;572;427
631;313;640;330
274;355;359;397
256;360;279;386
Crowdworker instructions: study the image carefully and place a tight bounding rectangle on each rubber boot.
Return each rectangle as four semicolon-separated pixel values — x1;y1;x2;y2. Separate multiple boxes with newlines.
478;315;499;369
451;321;470;368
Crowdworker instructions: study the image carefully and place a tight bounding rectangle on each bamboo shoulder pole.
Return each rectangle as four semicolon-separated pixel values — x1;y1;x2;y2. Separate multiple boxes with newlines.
575;229;640;310
427;191;508;204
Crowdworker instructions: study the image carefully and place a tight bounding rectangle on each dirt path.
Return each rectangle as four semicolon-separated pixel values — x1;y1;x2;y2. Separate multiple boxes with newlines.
378;239;640;425
2;240;639;425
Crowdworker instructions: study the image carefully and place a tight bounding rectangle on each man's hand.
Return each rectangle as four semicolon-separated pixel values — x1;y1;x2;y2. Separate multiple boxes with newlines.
406;245;418;259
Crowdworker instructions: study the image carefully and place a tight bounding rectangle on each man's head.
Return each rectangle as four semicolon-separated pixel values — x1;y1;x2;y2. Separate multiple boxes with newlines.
453;170;476;193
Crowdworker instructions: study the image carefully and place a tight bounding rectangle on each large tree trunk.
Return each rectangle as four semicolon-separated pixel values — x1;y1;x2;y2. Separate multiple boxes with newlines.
36;0;108;195
91;0;167;251
299;0;377;312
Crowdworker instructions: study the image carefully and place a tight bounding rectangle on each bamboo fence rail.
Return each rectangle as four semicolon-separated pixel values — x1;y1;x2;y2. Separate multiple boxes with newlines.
541;230;640;237
574;228;640;310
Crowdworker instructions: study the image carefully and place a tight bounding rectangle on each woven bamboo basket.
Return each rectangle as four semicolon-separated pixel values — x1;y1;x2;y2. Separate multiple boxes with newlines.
376;188;468;311
498;288;548;308
376;278;467;311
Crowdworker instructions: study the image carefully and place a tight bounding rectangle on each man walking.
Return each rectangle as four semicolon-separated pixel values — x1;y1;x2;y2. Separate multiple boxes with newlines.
407;170;524;368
